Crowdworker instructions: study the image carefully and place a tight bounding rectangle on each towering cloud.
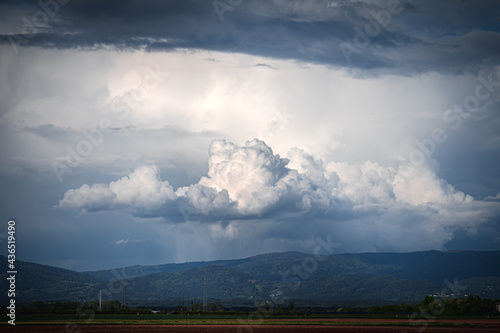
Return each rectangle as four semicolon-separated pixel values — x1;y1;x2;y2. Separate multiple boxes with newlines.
58;138;500;252
186;139;290;215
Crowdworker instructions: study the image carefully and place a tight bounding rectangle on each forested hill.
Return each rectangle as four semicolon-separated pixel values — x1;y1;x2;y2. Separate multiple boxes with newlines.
84;250;500;284
1;250;499;306
0;255;103;304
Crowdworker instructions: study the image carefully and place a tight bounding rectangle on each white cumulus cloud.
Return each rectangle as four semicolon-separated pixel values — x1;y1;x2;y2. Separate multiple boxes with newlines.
57;139;500;252
58;165;176;211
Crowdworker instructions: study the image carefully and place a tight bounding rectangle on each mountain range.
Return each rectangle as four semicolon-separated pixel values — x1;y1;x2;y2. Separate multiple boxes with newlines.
1;250;499;307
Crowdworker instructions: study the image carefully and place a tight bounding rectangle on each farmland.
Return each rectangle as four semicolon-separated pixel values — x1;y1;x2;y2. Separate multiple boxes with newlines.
3;314;500;332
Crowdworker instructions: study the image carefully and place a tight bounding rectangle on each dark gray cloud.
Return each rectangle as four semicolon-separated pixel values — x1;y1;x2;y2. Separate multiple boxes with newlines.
1;0;500;74
24;124;77;140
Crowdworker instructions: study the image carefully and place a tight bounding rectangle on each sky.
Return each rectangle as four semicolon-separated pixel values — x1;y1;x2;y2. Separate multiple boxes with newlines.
0;0;500;271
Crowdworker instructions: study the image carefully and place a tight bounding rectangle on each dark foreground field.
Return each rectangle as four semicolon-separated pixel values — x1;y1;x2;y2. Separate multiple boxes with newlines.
3;319;500;333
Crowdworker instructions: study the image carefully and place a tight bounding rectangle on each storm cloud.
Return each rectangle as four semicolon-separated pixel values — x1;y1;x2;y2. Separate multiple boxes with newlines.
1;0;500;75
1;0;499;270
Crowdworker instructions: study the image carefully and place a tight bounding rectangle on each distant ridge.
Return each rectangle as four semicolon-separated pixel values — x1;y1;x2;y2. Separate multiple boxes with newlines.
2;250;500;306
0;255;103;304
443;249;470;253
83;250;500;284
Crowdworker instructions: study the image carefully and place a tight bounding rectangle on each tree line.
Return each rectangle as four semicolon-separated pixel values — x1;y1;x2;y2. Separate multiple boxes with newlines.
2;295;499;316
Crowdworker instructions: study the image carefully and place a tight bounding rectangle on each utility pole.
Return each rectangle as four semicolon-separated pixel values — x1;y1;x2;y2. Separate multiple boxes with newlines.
121;268;125;310
203;272;207;312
